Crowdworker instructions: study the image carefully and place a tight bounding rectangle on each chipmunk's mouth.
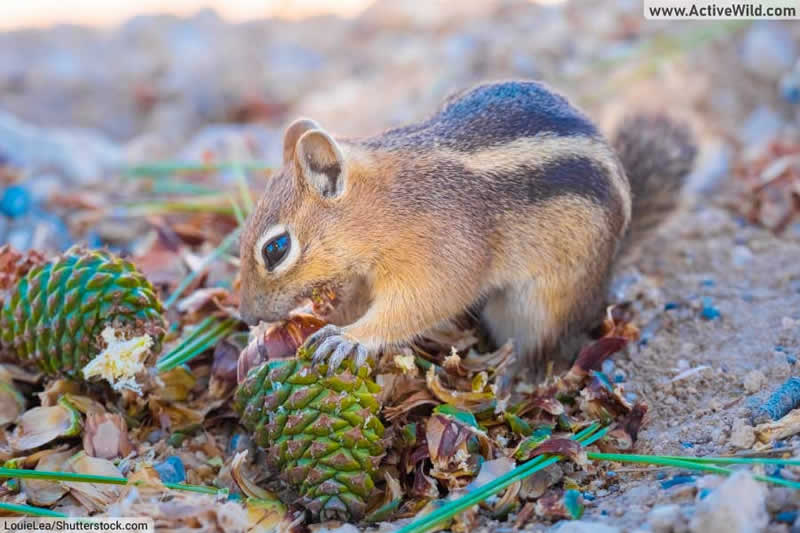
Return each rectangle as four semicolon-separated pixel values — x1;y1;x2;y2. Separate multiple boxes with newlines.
297;276;371;325
309;283;339;318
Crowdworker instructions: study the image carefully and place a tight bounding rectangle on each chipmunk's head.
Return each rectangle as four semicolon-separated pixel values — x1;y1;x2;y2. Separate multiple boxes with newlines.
239;118;371;325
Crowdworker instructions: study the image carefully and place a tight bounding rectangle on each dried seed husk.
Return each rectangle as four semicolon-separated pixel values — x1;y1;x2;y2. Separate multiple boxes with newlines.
62;452;124;512
0;379;25;427
9;398;82;451
236;313;325;383
83;413;133;460
21;448;76;506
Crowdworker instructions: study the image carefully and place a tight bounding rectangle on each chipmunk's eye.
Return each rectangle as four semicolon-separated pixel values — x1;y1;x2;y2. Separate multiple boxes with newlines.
262;233;291;271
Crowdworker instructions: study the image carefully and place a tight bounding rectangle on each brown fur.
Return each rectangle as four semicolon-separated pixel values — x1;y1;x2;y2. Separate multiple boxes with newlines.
239;81;696;380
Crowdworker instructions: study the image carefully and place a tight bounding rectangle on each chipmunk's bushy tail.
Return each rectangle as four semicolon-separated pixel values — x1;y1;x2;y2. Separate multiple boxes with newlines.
614;115;697;256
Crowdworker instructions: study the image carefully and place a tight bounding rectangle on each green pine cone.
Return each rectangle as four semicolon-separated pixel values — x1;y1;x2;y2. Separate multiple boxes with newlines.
234;348;385;521
0;247;165;377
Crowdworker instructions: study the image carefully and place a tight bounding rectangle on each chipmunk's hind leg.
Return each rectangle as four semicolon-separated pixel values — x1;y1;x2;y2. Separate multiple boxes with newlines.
480;277;604;381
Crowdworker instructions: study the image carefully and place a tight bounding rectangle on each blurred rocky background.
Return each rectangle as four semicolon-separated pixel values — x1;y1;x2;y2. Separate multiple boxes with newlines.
0;0;798;251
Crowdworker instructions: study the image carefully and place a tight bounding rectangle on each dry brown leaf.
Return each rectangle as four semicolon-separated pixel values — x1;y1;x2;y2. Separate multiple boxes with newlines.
210;340;240;399
21;448;76;506
63;452;124;512
0;378;24;427
231;450;274;500
9;403;82;451
425;367;494;411
38;380;82;407
83;413;133;459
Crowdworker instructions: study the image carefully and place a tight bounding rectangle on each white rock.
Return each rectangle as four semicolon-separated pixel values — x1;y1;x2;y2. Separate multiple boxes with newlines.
689;472;768;533
730;418;756;449
0;111;121;184
731;245;754;268
741;23;798;81
743;370;768;394
554;520;621;533
649;504;684;533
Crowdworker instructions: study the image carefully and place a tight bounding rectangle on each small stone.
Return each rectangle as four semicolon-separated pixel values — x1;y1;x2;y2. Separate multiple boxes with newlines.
731;245;754;268
743;370;767;394
738;106;784;145
701;298;721;320
729;418;756;449
780;69;800;104
648;504;684;533
767;487;794;513
689;471;768;533
782;317;798;330
154;455;186;484
0;186;32;218
741;22;798;81
554;521;621;533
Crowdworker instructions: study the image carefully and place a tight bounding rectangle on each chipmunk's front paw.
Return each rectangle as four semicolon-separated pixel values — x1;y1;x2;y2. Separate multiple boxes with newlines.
303;325;369;374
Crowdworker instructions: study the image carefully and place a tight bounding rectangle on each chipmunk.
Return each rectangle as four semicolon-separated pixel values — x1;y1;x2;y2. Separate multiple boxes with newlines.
239;80;696;380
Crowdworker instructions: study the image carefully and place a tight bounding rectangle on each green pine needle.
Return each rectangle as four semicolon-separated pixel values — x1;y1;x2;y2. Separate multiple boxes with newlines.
0;467;127;485
124;161;272;177
0;502;68;517
587;453;800;490
231;161;255;215
162;482;228;497
229;195;246;226
0;466;224;497
157;316;238;372
625;454;800;467
395;424;607;533
121;198;237;217
163;227;242;309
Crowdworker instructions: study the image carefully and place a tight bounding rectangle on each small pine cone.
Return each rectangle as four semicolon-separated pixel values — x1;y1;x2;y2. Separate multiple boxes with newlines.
234;349;385;522
0;247;166;377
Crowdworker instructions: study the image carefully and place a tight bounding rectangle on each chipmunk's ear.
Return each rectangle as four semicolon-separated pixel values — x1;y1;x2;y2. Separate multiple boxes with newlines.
294;129;347;199
282;118;321;164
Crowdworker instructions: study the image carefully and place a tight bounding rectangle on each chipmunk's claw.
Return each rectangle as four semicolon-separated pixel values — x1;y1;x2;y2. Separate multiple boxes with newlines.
305;325;368;374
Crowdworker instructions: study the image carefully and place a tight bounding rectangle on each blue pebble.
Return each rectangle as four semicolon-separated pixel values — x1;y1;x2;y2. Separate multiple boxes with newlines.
601;359;615;375
656;472;666;480
766;464;783;478
701;304;721;320
776;511;798;524
86;231;103;249
776;345;786;352
607;471;616;477
681;441;694;449
788;356;797;365
698;488;712;500
625;392;638;403
154;455;186;484
613;371;626;383
664;302;680;311
0;186;32;218
660;475;695;489
583;491;596;501
782;83;800;105
700;279;715;287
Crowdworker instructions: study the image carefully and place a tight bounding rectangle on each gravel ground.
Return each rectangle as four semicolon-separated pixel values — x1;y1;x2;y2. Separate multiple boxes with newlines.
1;1;799;531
